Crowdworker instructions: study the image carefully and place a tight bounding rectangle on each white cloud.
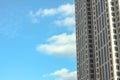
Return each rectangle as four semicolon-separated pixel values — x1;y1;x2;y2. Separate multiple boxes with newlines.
50;68;77;80
57;3;75;16
36;33;76;58
55;16;75;27
29;3;74;17
42;8;57;16
29;3;75;28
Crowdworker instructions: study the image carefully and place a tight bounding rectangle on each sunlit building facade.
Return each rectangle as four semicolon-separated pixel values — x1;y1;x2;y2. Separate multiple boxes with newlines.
75;0;120;80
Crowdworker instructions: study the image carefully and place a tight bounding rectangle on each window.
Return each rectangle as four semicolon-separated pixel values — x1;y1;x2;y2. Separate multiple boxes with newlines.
114;35;117;39
88;16;91;19
117;72;120;76
90;54;93;57
90;60;93;63
116;1;118;4
111;72;113;77
116;6;119;9
116;65;120;70
113;29;117;33
89;30;92;33
105;64;108;80
111;2;114;6
87;0;90;2
112;18;116;22
116;53;119;57
96;58;98;61
117;11;119;15
108;31;110;34
90;70;94;73
89;45;92;48
89;35;92;38
88;26;91;29
114;41;117;45
88;12;91;15
103;30;105;44
116;59;119;64
117;78;120;80
110;54;112;58
110;60;113;64
112;13;115;16
90;64;94;68
117;17;119;21
91;75;94;78
87;3;90;6
113;23;116;28
111;7;115;11
89;40;92;43
87;8;91;11
115;47;118;51
118;23;120;26
118;28;120;32
109;48;111;52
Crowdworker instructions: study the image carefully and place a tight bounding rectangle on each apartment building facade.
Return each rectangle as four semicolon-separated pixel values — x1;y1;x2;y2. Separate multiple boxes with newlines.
75;0;120;80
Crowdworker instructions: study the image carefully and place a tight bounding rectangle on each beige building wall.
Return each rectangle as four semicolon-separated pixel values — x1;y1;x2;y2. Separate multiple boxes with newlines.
75;0;120;80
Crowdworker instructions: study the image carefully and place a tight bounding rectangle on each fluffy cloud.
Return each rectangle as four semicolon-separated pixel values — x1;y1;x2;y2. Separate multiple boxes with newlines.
29;3;74;17
36;33;76;57
55;16;75;27
50;68;77;80
29;3;75;28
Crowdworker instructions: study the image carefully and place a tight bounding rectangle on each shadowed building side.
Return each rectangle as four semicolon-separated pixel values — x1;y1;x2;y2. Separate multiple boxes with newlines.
75;0;95;80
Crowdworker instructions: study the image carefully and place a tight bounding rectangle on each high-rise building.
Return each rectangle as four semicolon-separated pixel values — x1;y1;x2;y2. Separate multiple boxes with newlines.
75;0;120;80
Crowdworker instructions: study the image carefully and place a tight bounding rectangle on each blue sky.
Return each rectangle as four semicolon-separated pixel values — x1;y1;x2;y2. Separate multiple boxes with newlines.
0;0;76;80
